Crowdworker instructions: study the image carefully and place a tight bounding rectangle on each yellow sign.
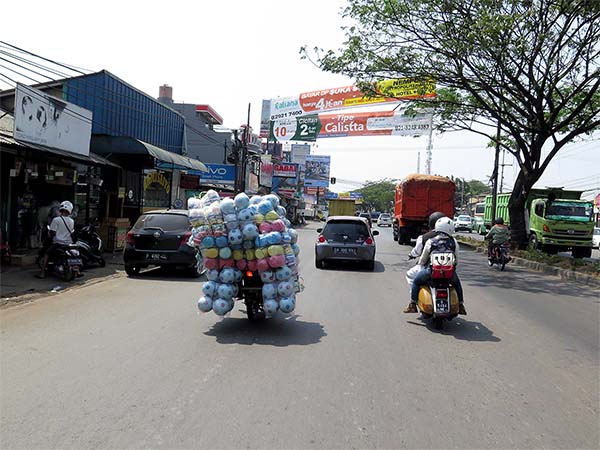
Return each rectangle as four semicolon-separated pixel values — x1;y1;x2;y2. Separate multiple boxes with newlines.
376;77;436;99
144;172;171;193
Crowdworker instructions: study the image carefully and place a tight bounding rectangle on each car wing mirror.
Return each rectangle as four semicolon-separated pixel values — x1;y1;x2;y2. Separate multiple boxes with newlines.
317;228;323;233
372;230;379;236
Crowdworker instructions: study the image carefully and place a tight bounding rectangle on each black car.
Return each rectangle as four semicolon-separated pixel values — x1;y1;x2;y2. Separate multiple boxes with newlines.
123;209;202;277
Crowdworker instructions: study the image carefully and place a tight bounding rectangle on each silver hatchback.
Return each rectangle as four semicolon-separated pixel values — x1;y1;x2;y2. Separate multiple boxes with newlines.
315;216;379;270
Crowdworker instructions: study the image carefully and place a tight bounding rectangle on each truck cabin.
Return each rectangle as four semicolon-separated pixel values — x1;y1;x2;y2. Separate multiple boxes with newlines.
532;200;593;222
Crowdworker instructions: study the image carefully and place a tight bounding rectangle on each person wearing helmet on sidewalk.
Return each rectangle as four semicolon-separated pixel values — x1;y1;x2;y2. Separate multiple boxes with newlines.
403;216;466;315
405;211;446;294
37;201;76;278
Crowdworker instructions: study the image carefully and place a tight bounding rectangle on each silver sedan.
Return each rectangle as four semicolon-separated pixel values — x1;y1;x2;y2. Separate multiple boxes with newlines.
315;216;379;271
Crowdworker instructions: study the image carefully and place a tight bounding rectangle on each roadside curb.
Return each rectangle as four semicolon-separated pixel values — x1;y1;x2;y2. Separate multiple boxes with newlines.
0;271;126;309
457;239;600;288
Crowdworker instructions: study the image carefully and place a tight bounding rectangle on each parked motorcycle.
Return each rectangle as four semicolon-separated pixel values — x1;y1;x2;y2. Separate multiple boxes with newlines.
488;243;510;271
417;252;460;330
75;222;105;268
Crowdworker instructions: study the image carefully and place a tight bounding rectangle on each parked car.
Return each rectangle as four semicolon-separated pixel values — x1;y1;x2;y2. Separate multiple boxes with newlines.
377;213;392;227
358;212;372;227
315;216;379;270
593;227;600;249
454;215;474;233
123;209;203;277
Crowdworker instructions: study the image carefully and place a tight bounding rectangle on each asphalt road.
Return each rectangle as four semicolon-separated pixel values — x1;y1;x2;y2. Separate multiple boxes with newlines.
1;223;598;449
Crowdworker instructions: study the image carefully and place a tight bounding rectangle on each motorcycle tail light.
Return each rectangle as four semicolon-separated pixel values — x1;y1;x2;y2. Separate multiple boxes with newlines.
436;289;448;299
126;231;135;245
318;235;326;243
365;237;373;245
543;224;551;232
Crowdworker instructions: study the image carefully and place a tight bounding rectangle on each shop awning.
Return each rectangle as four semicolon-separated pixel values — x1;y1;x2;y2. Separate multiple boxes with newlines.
90;135;208;172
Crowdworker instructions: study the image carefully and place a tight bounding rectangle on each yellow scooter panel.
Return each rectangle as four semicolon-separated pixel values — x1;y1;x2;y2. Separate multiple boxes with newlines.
418;286;459;315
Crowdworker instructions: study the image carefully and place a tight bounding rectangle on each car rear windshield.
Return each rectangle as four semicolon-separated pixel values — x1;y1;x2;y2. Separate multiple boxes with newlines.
324;220;370;241
595;228;600;235
458;215;471;221
132;213;190;232
380;214;391;219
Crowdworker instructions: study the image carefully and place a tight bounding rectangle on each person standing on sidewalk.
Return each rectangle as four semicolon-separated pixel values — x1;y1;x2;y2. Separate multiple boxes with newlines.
37;201;75;278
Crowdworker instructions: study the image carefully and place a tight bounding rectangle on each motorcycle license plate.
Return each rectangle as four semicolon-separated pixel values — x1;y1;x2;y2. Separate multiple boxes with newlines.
333;247;356;256
67;258;82;266
435;298;449;312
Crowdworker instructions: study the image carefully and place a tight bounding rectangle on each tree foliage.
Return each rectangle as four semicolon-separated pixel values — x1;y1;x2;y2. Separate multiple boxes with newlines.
353;179;398;211
303;0;600;247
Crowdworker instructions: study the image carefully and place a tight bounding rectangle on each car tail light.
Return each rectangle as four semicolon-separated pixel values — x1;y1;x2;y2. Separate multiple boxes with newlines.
126;231;135;245
318;235;326;243
245;271;254;278
543;224;551;232
181;231;192;244
365;237;373;245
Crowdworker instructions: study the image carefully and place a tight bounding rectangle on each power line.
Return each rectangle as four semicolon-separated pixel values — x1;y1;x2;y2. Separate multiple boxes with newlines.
0;41;89;75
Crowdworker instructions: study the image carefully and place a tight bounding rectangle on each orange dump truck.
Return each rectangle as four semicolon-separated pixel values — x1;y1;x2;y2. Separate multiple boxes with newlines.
393;174;456;245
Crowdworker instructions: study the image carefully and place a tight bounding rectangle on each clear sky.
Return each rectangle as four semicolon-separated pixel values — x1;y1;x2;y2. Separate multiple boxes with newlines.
2;0;598;199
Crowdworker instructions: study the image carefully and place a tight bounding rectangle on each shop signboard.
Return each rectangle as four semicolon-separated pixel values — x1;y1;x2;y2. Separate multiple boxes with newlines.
272;176;298;198
192;163;235;185
325;192;363;200
304;155;331;188
180;173;200;189
269;114;321;142
14;83;92;156
269;77;436;120
291;144;310;165
260;154;273;188
273;163;298;178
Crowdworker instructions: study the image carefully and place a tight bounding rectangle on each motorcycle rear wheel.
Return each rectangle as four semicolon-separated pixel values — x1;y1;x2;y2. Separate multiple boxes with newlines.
433;317;444;330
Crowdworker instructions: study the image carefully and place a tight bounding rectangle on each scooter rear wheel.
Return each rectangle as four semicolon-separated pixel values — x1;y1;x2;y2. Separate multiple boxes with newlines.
99;257;106;268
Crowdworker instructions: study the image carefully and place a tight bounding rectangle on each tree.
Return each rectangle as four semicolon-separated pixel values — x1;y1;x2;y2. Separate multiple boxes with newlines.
303;0;600;247
353;179;398;212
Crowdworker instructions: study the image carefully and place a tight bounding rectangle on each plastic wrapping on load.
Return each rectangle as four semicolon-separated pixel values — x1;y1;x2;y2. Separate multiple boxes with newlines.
188;189;301;318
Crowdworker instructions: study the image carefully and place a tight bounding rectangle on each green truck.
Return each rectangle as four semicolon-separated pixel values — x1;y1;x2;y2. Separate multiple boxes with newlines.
482;189;594;258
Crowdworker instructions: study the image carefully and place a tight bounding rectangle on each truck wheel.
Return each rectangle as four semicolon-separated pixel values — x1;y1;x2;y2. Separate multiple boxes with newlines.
528;233;540;251
542;245;559;255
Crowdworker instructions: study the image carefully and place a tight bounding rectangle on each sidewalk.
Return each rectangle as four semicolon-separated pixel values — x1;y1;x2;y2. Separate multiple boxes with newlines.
0;252;125;307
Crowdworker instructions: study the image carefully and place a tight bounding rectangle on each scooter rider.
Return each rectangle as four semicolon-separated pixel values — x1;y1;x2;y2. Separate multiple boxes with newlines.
404;216;466;315
485;217;511;259
37;201;75;279
405;211;446;292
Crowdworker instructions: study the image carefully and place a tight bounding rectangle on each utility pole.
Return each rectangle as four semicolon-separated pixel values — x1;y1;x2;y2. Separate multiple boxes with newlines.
491;123;501;223
499;149;513;194
425;112;434;175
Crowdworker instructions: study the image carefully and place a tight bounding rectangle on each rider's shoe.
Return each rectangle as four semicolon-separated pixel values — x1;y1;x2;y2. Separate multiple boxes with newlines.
403;303;418;313
458;303;467;315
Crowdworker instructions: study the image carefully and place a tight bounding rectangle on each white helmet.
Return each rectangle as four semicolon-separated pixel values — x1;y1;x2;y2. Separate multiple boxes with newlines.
59;201;73;214
435;217;455;235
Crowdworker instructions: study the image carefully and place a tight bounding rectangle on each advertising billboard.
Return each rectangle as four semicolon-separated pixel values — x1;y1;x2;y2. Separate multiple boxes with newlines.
273;163;298;178
260;154;273;188
304;155;331;188
272;176;298;198
193;163;235;185
259;99;271;138
269;77;435;120
14;83;92;156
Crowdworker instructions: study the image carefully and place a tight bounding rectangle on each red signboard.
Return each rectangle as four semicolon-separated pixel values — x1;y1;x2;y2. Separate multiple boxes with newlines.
179;173;200;189
273;163;297;178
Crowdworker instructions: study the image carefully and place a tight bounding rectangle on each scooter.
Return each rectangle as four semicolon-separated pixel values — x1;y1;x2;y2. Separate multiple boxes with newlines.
488;243;510;271
75;222;105;268
37;226;84;281
239;270;265;322
417;252;460;330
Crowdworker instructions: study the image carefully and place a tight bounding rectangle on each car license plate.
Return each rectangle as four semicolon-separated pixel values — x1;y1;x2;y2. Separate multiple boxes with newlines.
333;247;357;256
67;258;82;266
147;253;162;260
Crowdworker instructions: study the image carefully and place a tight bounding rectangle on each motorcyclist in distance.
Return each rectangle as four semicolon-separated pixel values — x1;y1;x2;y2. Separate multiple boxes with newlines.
485;217;511;260
37;201;75;279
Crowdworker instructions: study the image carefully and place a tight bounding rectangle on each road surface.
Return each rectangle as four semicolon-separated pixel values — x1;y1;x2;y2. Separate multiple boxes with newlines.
1;223;598;449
